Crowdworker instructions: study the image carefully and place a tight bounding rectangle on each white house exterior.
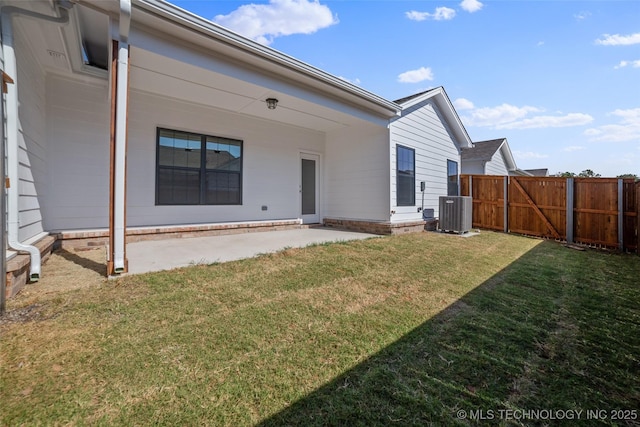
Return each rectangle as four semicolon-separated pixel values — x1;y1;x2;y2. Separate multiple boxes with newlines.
1;0;473;291
389;89;472;223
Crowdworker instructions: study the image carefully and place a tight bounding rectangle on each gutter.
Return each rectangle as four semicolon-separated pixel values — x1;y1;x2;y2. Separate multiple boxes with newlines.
1;0;74;281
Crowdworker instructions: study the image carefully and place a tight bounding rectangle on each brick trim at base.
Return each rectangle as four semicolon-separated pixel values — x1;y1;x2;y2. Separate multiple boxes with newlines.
323;218;426;235
53;220;305;250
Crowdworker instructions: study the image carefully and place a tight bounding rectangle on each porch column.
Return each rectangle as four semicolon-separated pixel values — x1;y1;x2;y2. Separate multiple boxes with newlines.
108;39;130;275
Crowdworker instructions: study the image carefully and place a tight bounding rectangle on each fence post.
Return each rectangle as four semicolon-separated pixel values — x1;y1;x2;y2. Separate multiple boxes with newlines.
618;179;624;251
504;176;509;233
566;178;574;244
469;175;473;199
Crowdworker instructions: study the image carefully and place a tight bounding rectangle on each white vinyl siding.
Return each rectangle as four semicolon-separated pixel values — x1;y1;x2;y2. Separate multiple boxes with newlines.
126;90;325;227
461;160;484;175
485;149;509;175
44;74;110;231
324;125;390;222
15;25;47;241
390;101;461;220
45;85;327;230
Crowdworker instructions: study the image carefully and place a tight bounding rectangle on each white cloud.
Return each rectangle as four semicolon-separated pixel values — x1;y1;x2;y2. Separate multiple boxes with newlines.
459;101;594;130
497;113;594;130
513;151;549;160
564;146;586;152
406;7;456;22
595;32;640;46
585;108;640;142
537;41;545;47
213;0;338;45
574;11;591;21
453;98;475;110
460;103;542;127
398;67;434;83
614;60;640;69
460;0;483;13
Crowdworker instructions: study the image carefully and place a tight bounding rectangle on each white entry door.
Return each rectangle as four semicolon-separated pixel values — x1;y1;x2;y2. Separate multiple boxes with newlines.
300;153;320;224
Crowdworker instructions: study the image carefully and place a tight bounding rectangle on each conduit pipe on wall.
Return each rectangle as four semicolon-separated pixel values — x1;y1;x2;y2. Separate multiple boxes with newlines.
1;0;74;281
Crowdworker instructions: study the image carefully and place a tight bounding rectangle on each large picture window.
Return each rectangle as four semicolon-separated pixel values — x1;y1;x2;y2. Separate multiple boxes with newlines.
156;128;242;205
447;159;459;196
396;145;415;206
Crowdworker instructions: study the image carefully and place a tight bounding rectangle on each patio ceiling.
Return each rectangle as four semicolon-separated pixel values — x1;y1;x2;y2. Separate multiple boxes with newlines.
13;0;397;134
129;46;375;133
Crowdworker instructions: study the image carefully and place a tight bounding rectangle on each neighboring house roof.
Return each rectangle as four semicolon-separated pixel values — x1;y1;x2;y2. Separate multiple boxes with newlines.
460;138;505;162
461;138;521;173
510;169;534;177
524;168;549;177
393;87;473;149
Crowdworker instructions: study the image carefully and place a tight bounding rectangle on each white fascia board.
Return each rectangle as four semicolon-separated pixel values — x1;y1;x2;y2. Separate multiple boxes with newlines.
130;0;400;118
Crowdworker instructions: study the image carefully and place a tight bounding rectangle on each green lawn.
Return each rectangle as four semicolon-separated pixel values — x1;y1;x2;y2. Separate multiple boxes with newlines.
1;231;639;426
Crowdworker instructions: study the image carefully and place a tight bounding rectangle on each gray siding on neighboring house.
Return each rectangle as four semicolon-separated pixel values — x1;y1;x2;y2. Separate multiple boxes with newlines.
15;26;47;241
485;149;509;175
390;101;460;220
461;160;484;175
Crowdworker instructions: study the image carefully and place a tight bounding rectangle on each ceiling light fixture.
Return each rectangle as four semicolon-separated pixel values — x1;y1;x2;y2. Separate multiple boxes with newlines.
266;98;278;110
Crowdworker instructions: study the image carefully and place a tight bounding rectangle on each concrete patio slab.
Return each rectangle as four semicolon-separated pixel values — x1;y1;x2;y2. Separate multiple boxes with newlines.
125;227;379;275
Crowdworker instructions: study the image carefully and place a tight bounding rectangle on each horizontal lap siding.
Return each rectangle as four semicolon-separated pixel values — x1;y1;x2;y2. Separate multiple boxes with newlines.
16;28;46;241
391;102;460;221
45;75;110;231
324;126;389;222
46;75;326;230
126;90;325;227
485;150;508;176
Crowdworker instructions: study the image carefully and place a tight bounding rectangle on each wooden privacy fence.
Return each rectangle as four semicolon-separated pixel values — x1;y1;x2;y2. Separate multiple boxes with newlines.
460;175;640;253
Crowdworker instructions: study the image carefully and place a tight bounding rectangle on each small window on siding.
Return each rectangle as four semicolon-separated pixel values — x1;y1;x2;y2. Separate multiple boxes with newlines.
397;145;415;206
156;128;242;205
447;159;459;196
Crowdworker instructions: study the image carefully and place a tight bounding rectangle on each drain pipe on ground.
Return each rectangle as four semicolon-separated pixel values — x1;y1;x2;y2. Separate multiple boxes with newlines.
1;0;75;281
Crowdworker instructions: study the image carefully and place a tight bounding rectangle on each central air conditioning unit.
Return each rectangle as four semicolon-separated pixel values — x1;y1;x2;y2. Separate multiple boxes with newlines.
439;196;472;233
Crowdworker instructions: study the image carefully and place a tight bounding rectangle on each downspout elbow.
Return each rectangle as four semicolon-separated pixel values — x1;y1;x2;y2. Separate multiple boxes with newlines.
7;238;41;281
2;1;73;282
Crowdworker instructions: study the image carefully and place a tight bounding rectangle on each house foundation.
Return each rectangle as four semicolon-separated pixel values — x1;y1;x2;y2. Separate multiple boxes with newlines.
323;218;426;235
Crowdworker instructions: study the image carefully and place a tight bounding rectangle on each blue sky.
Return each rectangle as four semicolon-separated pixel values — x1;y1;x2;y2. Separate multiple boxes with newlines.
170;0;640;177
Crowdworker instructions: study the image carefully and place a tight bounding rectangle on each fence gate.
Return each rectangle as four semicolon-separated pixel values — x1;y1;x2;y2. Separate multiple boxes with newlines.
461;175;639;253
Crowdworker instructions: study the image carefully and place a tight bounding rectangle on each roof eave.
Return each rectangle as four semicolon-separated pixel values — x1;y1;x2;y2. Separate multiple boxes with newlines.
132;0;401;118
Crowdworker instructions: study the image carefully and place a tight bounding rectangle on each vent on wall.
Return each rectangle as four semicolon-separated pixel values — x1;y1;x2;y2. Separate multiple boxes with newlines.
439;196;472;234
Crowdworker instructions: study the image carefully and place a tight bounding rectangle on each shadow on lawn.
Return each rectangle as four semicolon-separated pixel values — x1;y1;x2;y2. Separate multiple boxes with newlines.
55;249;106;276
258;240;639;426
